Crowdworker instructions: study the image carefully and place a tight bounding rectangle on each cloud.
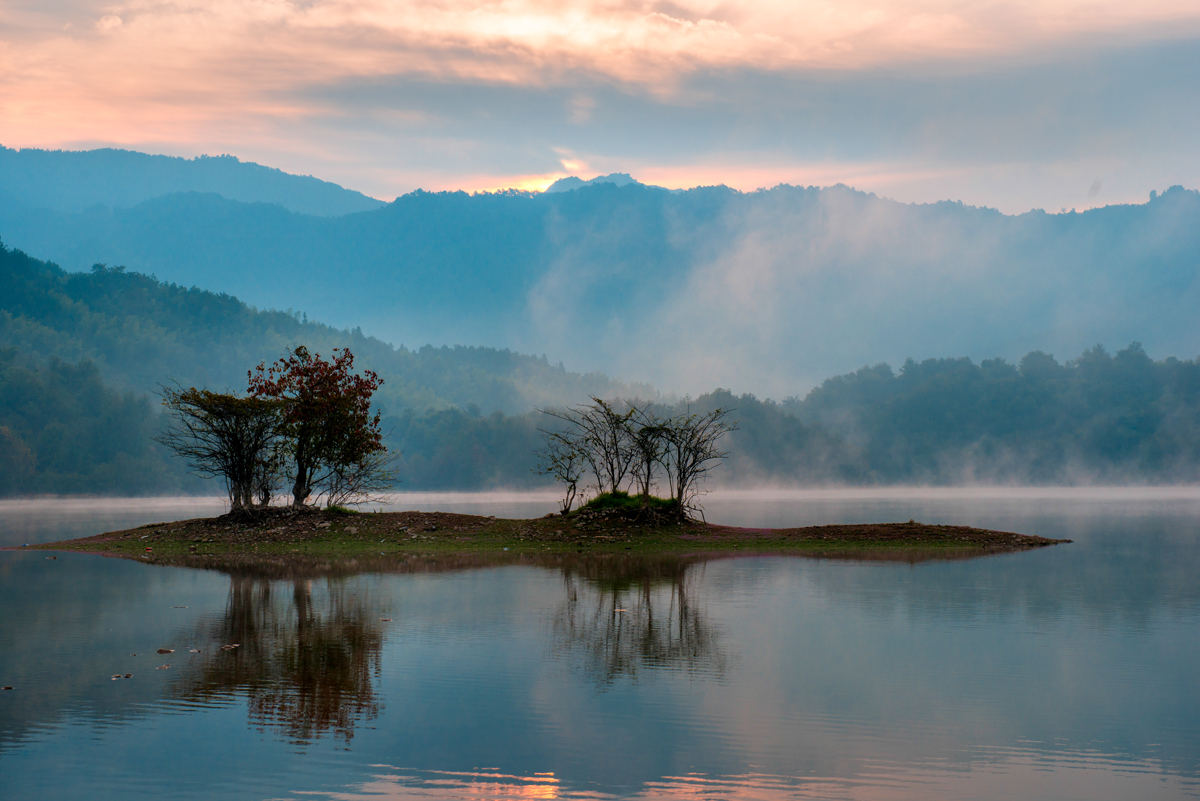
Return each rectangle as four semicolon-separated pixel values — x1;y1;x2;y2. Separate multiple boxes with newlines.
6;0;1200;108
2;0;1200;212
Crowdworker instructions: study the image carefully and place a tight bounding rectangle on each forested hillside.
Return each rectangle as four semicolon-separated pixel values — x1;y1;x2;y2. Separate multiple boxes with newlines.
0;241;646;414
0;352;197;495
784;345;1200;483
0;240;648;495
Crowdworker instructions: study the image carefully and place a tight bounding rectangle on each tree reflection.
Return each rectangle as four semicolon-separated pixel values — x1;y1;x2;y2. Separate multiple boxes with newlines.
145;546;999;735
551;554;726;683
173;571;383;745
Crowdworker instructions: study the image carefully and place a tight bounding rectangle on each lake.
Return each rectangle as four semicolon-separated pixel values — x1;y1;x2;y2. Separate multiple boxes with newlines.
2;489;1199;800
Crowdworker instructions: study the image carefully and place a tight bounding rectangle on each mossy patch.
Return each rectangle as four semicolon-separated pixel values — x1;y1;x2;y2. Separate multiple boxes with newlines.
577;491;679;514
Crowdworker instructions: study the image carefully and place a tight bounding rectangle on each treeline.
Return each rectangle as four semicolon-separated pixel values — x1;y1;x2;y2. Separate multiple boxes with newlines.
783;344;1200;483
0;239;646;495
385;344;1200;490
3;342;1199;496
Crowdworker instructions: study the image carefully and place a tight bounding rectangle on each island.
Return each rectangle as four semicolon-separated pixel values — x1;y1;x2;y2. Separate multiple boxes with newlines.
26;504;1070;561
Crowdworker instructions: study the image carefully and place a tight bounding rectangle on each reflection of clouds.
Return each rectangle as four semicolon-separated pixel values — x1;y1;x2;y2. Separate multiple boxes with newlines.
106;540;1200;800
294;750;1199;799
298;767;567;800
638;749;1200;799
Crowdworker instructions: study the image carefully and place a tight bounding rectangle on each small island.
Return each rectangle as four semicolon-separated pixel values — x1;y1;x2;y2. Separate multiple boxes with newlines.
27;501;1070;560
20;351;1068;561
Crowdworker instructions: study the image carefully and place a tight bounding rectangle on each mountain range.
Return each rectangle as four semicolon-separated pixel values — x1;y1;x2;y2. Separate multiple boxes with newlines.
0;146;385;216
3;204;1199;493
2;146;1198;402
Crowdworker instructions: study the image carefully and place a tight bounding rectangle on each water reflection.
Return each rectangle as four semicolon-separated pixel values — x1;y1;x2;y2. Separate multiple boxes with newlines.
158;553;730;708
170;572;384;744
298;752;1199;801
149;554;730;744
134;543;1043;724
4;493;1199;801
553;555;725;683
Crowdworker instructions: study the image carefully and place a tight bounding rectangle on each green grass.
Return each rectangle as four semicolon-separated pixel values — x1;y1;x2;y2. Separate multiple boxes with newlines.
577;491;679;514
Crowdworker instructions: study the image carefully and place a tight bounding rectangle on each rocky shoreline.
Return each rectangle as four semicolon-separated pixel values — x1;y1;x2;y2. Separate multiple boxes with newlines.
18;506;1071;558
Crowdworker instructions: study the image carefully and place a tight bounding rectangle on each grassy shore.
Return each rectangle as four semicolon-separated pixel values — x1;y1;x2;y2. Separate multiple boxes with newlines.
21;505;1071;559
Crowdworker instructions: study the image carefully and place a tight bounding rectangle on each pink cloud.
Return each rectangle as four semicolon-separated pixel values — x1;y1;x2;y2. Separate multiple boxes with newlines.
6;0;1200;120
2;0;1198;212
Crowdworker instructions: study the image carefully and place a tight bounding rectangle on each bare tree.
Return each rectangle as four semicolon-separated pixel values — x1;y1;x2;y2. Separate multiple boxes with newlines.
629;405;669;499
539;397;638;495
661;406;738;519
325;449;399;508
156;387;283;511
535;429;588;514
538;397;736;521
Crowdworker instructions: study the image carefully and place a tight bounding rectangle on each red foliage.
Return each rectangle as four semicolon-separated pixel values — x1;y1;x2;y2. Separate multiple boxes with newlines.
249;346;384;504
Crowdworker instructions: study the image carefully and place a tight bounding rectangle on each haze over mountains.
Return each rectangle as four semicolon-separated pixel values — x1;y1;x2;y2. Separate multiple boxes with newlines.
0;147;385;217
0;242;651;494
5;236;1198;494
2;147;1199;401
3;148;1200;494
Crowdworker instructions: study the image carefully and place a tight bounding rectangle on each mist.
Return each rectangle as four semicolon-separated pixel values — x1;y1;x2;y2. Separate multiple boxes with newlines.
521;184;1200;398
4;158;1200;496
4;175;1198;400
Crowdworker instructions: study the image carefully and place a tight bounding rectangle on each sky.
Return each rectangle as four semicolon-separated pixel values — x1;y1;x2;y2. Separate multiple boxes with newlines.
2;0;1200;213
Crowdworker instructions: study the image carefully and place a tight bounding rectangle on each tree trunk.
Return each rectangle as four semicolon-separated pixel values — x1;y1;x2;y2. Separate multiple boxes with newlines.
292;440;308;507
292;472;307;507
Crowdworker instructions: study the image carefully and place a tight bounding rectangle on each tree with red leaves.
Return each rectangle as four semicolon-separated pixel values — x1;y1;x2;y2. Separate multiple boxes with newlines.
249;346;388;507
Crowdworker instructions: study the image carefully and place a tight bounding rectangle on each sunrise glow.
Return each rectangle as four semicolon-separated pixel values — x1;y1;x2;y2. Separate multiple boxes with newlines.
3;0;1200;211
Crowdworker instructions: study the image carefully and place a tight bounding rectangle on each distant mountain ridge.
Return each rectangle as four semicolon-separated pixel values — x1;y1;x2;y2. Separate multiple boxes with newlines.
0;146;386;216
1;147;1198;397
545;173;645;192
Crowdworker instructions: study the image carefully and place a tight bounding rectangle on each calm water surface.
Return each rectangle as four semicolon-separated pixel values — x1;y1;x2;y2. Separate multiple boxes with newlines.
2;489;1199;800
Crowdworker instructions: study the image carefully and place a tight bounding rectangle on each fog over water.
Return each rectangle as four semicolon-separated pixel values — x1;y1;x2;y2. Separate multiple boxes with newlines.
0;496;228;548
5;487;1200;548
